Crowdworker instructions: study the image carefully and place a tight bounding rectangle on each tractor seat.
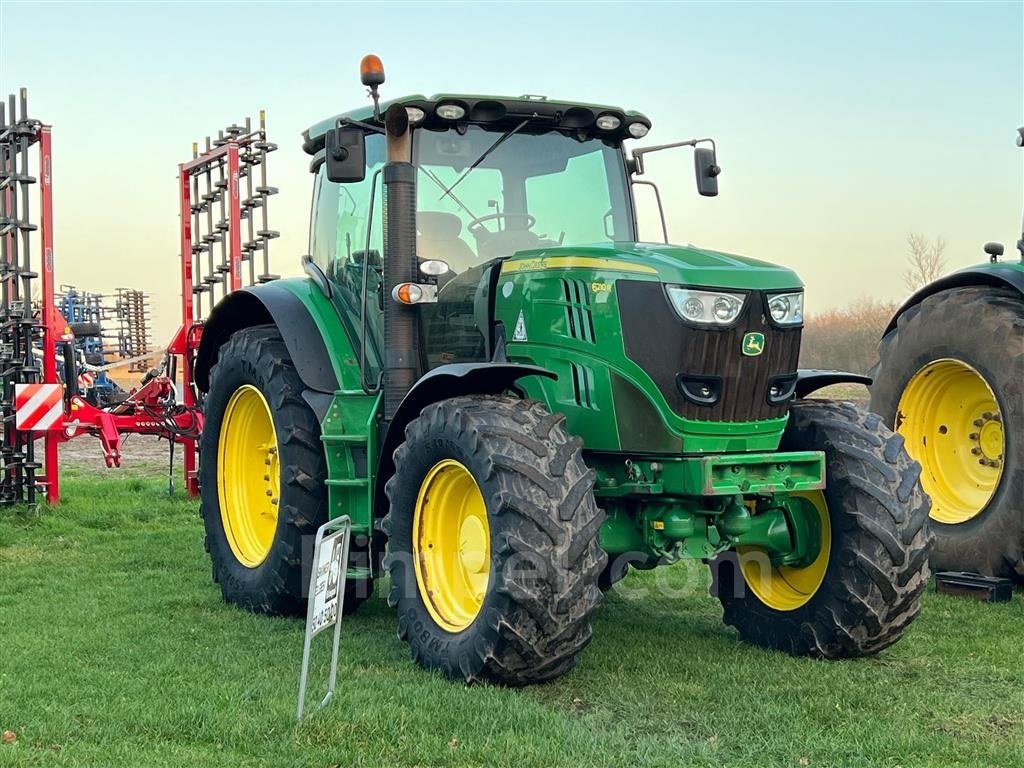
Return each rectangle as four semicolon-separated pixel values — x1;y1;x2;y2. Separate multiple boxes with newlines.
417;211;476;273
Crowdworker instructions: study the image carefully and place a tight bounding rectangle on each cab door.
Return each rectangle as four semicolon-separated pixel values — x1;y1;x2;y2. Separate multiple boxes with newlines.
309;133;386;385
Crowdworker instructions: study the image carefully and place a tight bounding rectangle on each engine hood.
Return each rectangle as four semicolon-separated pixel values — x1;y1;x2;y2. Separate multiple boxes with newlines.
501;241;803;292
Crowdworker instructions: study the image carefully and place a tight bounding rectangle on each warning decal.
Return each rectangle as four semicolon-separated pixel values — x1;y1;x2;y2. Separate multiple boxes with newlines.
513;310;528;342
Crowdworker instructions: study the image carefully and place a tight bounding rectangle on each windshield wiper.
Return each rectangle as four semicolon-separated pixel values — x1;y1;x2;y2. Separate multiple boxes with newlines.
420;166;477;220
438;115;535;202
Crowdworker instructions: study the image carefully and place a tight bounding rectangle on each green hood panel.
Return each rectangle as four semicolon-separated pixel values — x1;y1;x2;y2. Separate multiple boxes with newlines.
502;242;803;292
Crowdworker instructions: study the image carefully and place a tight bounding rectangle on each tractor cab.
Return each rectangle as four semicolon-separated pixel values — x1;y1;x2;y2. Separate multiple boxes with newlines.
301;91;726;382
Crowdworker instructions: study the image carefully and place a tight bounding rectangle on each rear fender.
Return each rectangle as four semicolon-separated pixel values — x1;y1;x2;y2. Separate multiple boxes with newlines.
884;263;1024;335
194;278;355;404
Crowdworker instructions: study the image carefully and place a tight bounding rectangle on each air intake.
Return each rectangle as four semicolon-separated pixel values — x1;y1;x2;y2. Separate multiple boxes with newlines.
560;278;595;343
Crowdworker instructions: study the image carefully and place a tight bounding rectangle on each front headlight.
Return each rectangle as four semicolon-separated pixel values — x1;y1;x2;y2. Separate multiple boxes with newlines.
766;291;804;325
667;287;745;325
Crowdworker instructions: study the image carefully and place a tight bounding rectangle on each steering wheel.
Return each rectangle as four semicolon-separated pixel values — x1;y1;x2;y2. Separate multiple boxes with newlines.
466;212;536;239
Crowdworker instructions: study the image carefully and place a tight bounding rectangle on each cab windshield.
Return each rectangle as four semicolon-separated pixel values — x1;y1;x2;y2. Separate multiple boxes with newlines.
414;126;634;272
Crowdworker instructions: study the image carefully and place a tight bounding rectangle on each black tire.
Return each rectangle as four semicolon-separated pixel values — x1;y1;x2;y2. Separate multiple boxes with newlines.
200;325;373;616
383;395;605;685
70;321;102;338
597;552;661;592
869;286;1024;581
597;557;630;592
711;400;933;657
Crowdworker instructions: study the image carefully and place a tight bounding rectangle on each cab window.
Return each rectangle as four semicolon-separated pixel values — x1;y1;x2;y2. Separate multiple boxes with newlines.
310;132;385;282
413;126;634;273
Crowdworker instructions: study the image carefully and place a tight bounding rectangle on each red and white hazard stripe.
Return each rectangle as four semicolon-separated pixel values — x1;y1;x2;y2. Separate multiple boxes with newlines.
14;383;64;431
78;371;95;389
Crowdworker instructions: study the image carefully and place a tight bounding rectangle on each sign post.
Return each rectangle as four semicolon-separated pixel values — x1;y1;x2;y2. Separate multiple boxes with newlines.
296;515;351;721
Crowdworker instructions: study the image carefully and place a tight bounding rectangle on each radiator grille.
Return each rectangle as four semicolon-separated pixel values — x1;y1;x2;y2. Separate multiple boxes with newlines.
617;281;802;422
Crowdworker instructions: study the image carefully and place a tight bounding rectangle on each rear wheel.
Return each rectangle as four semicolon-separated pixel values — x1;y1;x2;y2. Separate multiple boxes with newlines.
383;395;605;685
200;326;373;615
712;400;933;657
870;286;1024;580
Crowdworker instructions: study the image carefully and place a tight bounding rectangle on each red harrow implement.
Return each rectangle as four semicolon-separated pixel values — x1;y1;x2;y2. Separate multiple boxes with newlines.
0;89;277;505
0;89;58;505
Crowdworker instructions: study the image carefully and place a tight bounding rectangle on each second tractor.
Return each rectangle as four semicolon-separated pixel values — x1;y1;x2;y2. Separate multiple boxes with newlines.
870;126;1023;583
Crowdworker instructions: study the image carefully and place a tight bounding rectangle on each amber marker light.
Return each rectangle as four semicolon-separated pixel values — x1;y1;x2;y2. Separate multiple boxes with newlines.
392;283;424;305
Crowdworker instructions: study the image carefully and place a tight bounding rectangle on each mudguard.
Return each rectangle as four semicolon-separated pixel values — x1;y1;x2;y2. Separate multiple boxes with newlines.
795;369;872;399
193;279;348;395
883;263;1024;335
374;362;556;513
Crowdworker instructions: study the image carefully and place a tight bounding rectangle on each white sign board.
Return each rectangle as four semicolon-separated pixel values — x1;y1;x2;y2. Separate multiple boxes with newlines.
296;516;351;720
309;529;345;636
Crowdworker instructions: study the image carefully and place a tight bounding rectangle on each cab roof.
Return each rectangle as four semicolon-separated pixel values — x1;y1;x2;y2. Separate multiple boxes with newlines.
301;94;651;155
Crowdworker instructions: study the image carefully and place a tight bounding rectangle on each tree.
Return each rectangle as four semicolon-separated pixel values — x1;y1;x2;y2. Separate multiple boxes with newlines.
903;233;947;292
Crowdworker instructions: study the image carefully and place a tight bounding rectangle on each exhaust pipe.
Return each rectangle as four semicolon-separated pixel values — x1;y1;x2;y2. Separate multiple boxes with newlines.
381;104;418;420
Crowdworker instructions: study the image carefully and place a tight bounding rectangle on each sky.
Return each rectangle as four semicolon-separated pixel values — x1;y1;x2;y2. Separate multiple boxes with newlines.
1;0;1022;341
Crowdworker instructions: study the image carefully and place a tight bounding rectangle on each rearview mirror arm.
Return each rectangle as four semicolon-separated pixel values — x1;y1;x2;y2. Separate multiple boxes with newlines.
632;137;716;175
336;116;386;135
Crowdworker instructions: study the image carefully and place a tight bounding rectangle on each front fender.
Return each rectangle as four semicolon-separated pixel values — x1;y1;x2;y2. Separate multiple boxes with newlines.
374;362;557;515
795;369;872;398
194;278;352;395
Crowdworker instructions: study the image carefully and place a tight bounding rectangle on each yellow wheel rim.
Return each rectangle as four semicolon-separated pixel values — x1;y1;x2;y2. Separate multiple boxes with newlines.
738;492;831;611
217;385;280;567
413;459;490;633
896;359;1004;525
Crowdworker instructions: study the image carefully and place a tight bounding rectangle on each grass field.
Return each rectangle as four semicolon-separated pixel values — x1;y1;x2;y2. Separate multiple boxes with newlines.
1;469;1022;767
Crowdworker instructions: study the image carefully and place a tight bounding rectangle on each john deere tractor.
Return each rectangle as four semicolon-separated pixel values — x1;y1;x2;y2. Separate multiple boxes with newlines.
869;127;1024;582
194;56;932;685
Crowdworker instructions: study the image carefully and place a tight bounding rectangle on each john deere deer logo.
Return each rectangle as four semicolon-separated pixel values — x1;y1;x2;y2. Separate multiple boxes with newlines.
742;332;765;357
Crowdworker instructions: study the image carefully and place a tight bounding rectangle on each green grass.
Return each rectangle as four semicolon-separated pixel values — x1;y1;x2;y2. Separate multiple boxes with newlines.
1;473;1022;767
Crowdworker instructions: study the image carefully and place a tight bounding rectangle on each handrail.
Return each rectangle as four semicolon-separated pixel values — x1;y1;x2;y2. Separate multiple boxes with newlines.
359;167;384;394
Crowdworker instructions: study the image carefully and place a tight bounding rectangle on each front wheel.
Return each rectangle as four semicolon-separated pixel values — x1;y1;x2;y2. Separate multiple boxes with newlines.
383;395;605;685
712;400;933;658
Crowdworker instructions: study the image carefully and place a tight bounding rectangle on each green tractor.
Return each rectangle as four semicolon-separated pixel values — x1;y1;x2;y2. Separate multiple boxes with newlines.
869;127;1024;582
194;56;932;685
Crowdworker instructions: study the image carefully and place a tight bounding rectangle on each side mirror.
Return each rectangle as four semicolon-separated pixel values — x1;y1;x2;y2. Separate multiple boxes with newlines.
984;242;1004;261
694;147;720;197
326;126;366;183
